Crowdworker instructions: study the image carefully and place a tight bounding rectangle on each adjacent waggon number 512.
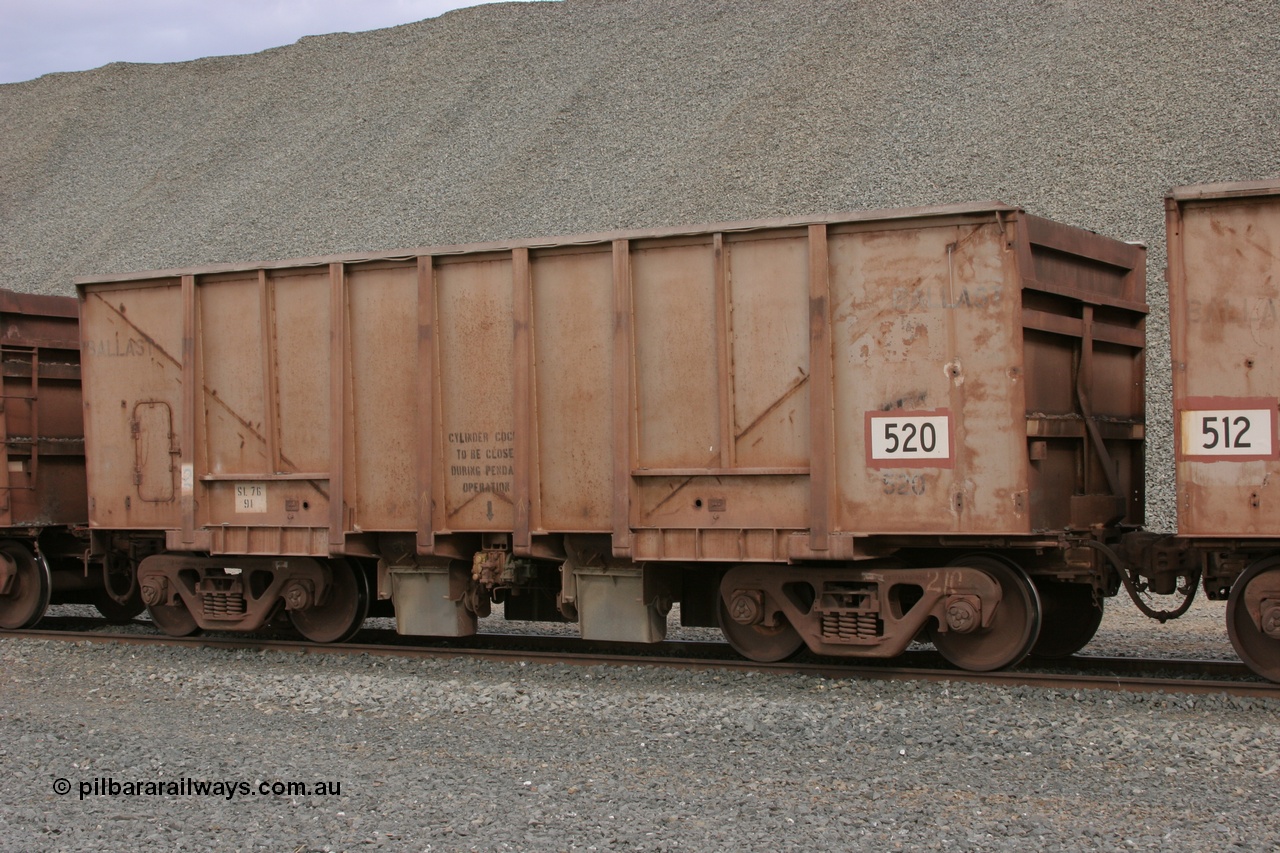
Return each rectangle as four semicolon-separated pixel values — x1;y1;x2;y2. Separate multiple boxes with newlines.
1180;405;1276;459
867;412;952;466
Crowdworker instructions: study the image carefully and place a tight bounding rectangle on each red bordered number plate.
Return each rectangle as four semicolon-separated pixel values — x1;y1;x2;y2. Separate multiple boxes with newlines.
865;410;954;469
1177;397;1279;462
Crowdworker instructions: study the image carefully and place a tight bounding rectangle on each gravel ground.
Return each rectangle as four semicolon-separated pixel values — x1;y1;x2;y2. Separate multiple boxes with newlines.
1;592;1268;852
1089;593;1235;662
2;0;1279;528
2;612;1278;853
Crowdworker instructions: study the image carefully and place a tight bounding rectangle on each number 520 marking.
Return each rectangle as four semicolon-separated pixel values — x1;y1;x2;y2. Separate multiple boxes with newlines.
865;411;953;468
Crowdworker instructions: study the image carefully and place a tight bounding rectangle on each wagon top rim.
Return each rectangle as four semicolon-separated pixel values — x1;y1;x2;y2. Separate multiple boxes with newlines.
73;199;1028;285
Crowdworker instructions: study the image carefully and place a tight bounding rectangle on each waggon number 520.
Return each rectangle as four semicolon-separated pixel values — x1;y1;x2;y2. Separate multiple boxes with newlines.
867;412;952;466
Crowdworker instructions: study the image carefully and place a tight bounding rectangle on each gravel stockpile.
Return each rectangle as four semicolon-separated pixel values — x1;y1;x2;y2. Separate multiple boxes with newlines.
2;0;1280;526
3;636;1279;853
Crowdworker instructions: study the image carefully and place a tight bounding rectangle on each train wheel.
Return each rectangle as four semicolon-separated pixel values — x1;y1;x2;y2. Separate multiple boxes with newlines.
289;559;369;644
147;599;201;637
1030;581;1103;659
0;542;51;630
928;556;1041;672
717;596;804;662
1226;557;1280;683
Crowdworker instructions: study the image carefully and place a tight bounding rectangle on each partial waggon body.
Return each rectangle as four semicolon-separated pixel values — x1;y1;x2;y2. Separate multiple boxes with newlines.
1166;179;1280;679
0;289;139;629
77;201;1146;669
0;289;85;529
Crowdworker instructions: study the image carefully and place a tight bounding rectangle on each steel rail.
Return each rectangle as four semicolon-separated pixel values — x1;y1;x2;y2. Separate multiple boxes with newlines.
4;622;1277;700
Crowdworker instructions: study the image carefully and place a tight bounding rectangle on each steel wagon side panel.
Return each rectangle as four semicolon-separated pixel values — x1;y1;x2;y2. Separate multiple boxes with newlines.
530;246;615;533
80;280;185;532
626;228;813;554
348;263;418;531
436;254;516;532
197;267;333;554
829;215;1025;534
77;201;1145;560
1169;181;1280;536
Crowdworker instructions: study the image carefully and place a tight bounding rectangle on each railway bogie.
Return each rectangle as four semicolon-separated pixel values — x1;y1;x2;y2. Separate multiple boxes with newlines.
133;553;372;642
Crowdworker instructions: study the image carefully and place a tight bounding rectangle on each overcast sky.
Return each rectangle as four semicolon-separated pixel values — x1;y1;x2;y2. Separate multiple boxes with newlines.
1;1;550;84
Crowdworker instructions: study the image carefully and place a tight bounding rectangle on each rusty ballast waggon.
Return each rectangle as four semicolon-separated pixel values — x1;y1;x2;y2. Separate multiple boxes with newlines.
0;289;142;629
1156;179;1280;681
75;201;1146;670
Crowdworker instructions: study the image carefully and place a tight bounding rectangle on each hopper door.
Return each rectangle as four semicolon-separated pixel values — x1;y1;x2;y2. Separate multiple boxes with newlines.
132;401;176;503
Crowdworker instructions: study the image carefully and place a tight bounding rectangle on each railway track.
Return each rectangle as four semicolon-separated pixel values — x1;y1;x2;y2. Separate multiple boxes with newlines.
5;616;1277;700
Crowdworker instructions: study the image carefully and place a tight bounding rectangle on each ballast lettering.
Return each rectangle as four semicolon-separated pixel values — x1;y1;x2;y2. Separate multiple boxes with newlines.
891;285;1003;313
83;337;151;357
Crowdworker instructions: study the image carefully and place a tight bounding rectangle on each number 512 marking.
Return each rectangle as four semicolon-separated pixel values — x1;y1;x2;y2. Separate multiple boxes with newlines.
1179;405;1276;460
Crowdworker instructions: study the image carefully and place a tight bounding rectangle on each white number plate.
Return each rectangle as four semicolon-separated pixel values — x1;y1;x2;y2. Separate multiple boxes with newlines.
866;411;953;467
234;482;267;513
1179;401;1277;460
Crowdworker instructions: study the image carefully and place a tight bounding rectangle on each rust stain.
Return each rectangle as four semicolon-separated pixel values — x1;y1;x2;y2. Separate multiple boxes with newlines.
734;373;809;441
